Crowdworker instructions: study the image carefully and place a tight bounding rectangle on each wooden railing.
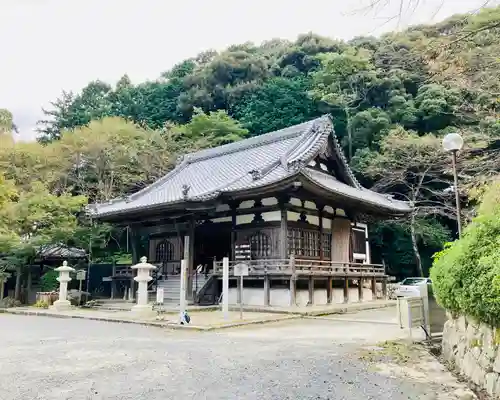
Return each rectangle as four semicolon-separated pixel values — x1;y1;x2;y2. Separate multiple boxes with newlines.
213;257;385;277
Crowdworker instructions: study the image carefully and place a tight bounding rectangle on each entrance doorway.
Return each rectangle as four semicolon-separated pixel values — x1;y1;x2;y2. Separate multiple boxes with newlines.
195;223;232;273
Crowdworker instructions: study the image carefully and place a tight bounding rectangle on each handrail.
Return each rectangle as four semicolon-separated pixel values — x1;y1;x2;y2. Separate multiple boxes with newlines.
212;258;385;276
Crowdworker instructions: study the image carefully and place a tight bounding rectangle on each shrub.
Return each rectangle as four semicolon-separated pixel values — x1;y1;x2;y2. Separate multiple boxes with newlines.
40;270;59;292
430;181;500;327
33;300;49;309
0;297;22;308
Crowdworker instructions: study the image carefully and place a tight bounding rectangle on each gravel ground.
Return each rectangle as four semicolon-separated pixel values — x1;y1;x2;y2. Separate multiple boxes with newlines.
0;314;456;400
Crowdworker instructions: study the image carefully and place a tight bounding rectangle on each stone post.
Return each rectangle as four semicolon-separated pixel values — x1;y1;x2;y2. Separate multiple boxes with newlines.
131;256;156;313
51;261;75;311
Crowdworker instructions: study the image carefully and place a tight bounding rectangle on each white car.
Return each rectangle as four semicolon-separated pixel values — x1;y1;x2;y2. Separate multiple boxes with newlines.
394;277;432;298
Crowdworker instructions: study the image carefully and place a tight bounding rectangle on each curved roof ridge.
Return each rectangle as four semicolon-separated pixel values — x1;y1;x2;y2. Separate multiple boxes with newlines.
183;118;317;164
286;115;332;167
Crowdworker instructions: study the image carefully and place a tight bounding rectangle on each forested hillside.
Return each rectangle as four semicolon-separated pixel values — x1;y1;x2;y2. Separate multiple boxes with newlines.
1;7;499;284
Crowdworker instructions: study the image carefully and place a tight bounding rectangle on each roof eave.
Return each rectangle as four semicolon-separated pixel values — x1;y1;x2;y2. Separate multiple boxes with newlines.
297;172;412;217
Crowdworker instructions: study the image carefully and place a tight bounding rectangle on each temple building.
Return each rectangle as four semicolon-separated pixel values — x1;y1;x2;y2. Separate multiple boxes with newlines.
90;115;411;307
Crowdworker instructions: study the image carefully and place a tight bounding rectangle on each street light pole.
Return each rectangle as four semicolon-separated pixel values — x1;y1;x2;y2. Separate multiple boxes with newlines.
442;133;464;238
451;150;462;238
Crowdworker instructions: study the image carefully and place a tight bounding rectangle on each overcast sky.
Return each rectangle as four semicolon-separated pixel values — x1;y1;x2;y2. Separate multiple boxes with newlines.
1;0;496;140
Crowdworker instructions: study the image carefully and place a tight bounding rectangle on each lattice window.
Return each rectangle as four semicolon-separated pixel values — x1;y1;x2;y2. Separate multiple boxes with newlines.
352;228;366;255
156;240;175;262
288;228;321;258
322;232;332;260
249;232;271;259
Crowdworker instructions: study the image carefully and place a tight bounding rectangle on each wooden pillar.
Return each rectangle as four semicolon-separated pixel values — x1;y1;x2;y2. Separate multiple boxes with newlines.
279;198;289;259
382;278;388;299
264;275;270;306
326;276;333;304
343;275;349;303
185;216;196;301
230;202;238;261
318;205;324;260
371;276;377;300
289;255;296;306
130;227;140;301
308;276;314;305
358;278;364;302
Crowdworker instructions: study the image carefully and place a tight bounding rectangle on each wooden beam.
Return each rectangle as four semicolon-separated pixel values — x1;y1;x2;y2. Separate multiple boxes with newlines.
318;205;324;260
371;276;377;300
279;198;288;259
230;201;238;261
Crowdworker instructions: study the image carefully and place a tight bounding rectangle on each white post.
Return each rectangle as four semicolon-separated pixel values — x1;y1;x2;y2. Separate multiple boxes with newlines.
222;257;229;320
131;256;156;314
51;261;75;311
179;259;187;314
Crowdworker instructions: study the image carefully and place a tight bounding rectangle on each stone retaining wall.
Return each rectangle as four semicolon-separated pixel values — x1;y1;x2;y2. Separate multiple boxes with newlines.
443;315;500;397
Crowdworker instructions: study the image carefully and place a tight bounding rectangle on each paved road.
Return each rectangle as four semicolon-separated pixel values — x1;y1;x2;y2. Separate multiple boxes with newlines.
0;313;438;400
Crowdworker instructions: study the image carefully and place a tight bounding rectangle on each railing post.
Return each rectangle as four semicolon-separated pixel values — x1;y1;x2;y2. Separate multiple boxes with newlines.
289;254;296;307
371;276;377;300
327;276;333;304
264;274;270;306
308;276;314;306
343;275;349;304
358;277;364;303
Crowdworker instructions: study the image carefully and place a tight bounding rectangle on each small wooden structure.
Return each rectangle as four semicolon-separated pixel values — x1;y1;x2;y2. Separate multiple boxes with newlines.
89;115;411;306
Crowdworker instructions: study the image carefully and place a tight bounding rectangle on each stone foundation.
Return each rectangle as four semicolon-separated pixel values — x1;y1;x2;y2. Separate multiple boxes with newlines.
443;315;500;397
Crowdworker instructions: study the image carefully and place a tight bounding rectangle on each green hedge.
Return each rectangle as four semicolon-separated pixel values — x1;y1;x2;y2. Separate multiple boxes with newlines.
430;182;500;327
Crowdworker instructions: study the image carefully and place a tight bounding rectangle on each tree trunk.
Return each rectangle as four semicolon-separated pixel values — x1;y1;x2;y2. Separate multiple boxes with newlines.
410;214;424;277
0;279;5;300
14;266;22;300
26;268;32;304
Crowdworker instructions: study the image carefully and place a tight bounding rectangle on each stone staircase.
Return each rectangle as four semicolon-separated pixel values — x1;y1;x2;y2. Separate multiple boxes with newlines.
157;273;211;305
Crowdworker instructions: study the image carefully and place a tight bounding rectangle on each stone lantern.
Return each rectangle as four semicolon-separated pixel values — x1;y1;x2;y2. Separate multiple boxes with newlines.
131;256;156;313
50;261;75;311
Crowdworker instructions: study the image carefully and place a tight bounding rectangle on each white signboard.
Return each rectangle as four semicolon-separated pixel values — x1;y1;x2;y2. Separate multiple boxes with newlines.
233;263;249;277
397;297;424;329
76;270;86;281
156;287;164;304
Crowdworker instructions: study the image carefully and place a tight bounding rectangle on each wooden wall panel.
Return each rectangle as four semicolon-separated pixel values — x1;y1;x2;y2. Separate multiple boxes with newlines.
331;218;351;262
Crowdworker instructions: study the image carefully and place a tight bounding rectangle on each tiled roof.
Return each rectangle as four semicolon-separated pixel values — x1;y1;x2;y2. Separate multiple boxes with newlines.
90;115;410;217
302;168;411;214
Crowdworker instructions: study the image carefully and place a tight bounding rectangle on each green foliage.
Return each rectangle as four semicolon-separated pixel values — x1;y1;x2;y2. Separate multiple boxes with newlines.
430;181;500;327
175;109;248;146
33;300;49;309
39;270;59;292
370;218;451;278
231;77;320;135
0;297;21;308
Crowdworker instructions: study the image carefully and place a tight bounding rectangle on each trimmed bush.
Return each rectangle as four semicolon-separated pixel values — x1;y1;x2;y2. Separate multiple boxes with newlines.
0;297;22;308
430;182;500;327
